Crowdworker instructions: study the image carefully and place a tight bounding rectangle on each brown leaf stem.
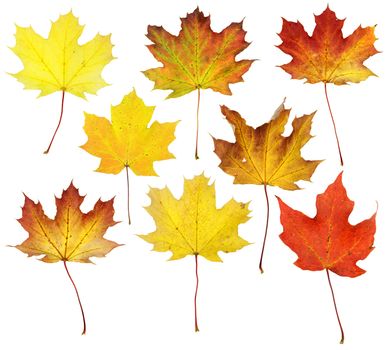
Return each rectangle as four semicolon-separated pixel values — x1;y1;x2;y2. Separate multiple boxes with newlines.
324;83;344;166
125;165;131;224
259;184;270;273
194;253;199;332
44;90;65;154
63;260;86;335
195;88;201;160
326;269;344;344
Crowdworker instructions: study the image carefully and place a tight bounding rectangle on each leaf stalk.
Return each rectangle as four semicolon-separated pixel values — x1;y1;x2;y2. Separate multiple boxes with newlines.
324;83;344;166
195;88;201;160
44;90;66;154
194;253;199;332
326;269;344;344
259;184;270;273
125;165;131;224
63;260;86;335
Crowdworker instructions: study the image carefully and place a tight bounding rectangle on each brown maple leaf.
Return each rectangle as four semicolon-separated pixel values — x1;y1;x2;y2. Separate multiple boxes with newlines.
213;102;321;272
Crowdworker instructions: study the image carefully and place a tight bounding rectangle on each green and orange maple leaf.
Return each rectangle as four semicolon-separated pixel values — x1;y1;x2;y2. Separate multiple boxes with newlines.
144;7;254;158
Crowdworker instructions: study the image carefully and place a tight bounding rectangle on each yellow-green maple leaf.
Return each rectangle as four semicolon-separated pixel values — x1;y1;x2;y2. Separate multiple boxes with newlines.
11;11;113;98
140;175;250;261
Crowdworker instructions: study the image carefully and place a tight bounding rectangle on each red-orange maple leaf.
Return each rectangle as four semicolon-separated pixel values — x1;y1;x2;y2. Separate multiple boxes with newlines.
277;172;376;343
278;6;378;85
277;6;379;166
278;173;376;277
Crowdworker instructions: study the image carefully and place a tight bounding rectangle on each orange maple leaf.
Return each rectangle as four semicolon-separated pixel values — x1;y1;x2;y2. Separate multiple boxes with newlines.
277;172;377;343
143;7;253;158
15;183;120;334
277;6;379;165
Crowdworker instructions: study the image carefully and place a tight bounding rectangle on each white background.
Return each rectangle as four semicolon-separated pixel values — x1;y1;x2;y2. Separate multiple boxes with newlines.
0;0;384;349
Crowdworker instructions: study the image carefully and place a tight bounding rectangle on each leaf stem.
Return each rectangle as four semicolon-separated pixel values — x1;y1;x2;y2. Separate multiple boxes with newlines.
326;269;344;344
63;260;86;335
259;184;270;273
44;90;66;154
195;88;201;160
324;83;343;166
125;165;131;225
194;253;199;332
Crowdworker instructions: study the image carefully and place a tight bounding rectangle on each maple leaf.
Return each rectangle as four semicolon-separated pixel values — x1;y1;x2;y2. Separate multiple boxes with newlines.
277;172;377;343
81;89;178;224
11;12;114;153
277;6;379;165
15;182;120;334
213;102;321;272
143;7;253;158
140;174;250;331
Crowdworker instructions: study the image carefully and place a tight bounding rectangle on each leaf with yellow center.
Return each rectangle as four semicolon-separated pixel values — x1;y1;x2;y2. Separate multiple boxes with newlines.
14;182;121;335
16;182;120;263
140;174;250;261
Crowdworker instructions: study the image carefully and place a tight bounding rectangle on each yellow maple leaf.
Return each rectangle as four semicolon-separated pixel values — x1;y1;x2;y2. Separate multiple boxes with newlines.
140;174;250;261
12;11;113;97
15;182;120;334
11;12;114;153
213;102;321;273
81;89;178;223
140;174;250;331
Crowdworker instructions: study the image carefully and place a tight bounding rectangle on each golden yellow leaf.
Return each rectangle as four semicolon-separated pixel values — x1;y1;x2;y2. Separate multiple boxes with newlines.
213;103;321;190
11;11;113;98
81;89;178;176
140;174;250;262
